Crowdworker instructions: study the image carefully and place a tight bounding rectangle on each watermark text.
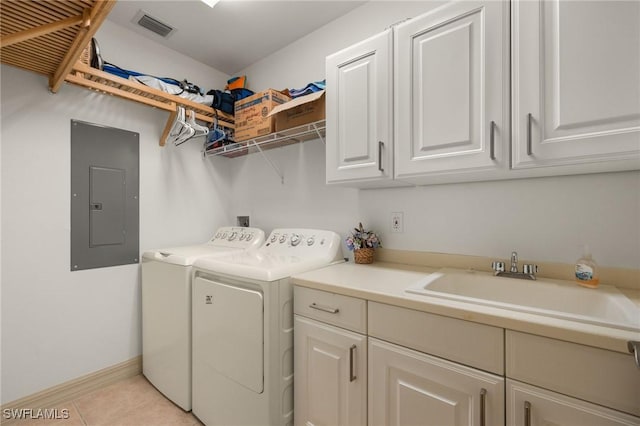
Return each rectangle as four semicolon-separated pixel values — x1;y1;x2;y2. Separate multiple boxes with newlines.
2;408;70;420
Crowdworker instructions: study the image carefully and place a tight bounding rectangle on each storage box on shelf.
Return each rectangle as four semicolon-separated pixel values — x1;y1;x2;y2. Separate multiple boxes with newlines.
234;89;291;142
268;90;326;132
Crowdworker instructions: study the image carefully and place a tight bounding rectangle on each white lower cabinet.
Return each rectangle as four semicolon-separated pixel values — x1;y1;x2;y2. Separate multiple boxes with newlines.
293;288;640;426
369;338;505;426
293;316;367;426
293;287;367;426
507;380;639;426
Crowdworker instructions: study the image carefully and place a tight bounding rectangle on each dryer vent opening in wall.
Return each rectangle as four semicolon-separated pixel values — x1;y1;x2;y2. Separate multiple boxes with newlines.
70;120;140;271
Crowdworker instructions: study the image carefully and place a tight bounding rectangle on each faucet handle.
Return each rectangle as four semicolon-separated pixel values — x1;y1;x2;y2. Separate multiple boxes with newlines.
492;261;505;272
523;264;538;275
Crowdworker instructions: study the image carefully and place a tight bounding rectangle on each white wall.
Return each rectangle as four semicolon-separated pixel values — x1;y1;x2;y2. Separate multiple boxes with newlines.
234;0;640;269
0;21;231;403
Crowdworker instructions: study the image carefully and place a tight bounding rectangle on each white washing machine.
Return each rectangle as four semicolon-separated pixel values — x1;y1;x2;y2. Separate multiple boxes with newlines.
141;226;265;411
191;229;343;426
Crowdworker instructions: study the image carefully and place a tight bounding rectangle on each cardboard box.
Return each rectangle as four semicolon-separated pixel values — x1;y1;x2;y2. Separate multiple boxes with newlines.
234;89;290;141
268;90;326;132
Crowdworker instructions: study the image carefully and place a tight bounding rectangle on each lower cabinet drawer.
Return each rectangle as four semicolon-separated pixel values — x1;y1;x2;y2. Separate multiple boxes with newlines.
368;301;504;374
506;330;640;416
294;286;367;333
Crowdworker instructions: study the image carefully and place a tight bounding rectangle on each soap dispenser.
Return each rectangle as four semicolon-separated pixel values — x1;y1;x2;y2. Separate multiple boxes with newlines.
575;245;599;288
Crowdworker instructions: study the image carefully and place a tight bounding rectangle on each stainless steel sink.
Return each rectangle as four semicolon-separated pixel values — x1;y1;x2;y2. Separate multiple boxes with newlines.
406;270;640;332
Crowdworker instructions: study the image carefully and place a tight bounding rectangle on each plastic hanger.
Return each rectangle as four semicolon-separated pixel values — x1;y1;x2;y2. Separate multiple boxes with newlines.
171;106;196;146
187;109;209;138
204;114;226;150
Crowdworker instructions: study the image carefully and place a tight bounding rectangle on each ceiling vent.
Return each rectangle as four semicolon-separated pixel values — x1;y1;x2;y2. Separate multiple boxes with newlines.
134;11;175;38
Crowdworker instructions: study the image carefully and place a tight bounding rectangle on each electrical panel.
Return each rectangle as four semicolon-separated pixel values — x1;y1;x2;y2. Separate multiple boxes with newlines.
70;120;139;270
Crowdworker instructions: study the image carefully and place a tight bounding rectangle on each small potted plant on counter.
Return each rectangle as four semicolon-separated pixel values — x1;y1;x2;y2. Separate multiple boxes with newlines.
345;222;381;264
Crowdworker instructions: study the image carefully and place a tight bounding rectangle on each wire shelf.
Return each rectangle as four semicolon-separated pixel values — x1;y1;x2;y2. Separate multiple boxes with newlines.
204;120;326;159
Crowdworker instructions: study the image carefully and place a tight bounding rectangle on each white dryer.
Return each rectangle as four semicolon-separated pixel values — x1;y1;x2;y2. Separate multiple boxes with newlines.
191;229;343;426
141;226;264;411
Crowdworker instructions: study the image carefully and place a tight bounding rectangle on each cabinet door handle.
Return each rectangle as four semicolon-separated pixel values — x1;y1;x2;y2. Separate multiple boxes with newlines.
309;302;339;314
524;401;532;426
526;113;533;156
378;141;384;173
349;344;357;382
628;341;640;368
480;388;487;426
489;121;496;160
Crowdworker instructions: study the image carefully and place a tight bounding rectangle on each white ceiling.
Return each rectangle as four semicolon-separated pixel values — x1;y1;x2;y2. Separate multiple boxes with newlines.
107;0;366;75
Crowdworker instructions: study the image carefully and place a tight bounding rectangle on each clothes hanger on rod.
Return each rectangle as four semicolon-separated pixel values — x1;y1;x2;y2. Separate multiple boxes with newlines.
186;109;209;138
172;106;195;146
204;111;227;151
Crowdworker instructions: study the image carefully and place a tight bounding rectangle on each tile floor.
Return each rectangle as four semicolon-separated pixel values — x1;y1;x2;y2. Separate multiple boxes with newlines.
8;375;203;426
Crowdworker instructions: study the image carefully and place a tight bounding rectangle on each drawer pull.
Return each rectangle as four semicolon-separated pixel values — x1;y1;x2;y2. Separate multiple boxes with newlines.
628;341;640;369
480;388;487;426
309;302;339;314
524;401;531;426
349;344;357;382
378;141;384;173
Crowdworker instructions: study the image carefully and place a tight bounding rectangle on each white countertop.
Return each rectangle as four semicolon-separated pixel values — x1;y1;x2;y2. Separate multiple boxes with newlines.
292;262;640;354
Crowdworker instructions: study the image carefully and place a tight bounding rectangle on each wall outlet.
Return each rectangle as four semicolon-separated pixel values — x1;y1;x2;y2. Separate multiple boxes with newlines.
391;212;404;233
237;216;250;227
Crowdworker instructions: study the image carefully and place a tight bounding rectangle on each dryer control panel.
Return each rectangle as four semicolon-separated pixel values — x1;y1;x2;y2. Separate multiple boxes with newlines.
208;227;265;249
263;228;342;258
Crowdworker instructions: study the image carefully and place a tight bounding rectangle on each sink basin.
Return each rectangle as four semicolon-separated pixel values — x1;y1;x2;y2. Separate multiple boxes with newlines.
406;271;640;332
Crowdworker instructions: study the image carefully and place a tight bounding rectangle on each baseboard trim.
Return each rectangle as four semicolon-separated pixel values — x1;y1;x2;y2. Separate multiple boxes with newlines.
1;356;142;415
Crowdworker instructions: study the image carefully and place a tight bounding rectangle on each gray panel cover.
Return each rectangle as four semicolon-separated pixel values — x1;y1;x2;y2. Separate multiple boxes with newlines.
71;120;139;270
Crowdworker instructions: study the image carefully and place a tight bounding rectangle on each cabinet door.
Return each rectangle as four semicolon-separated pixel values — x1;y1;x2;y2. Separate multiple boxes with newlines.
326;29;394;186
294;315;367;426
369;338;504;426
507;380;639;426
512;0;640;173
395;1;509;184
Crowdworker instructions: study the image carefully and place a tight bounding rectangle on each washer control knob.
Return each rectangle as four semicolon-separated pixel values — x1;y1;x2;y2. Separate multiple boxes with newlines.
222;232;228;239
279;234;288;243
307;236;315;246
290;234;301;246
215;233;221;239
228;232;238;241
239;234;246;241
246;234;253;242
270;234;278;243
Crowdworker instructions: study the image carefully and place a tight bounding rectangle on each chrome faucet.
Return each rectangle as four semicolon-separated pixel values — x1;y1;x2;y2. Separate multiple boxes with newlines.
492;251;538;280
510;251;518;273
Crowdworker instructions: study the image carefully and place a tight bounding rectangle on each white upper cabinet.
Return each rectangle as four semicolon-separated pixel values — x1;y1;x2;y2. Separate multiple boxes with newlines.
326;29;396;186
395;1;510;184
325;0;640;188
512;0;640;173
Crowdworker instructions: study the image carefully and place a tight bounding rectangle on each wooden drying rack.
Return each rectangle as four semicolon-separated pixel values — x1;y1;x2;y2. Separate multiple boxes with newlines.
0;0;234;146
